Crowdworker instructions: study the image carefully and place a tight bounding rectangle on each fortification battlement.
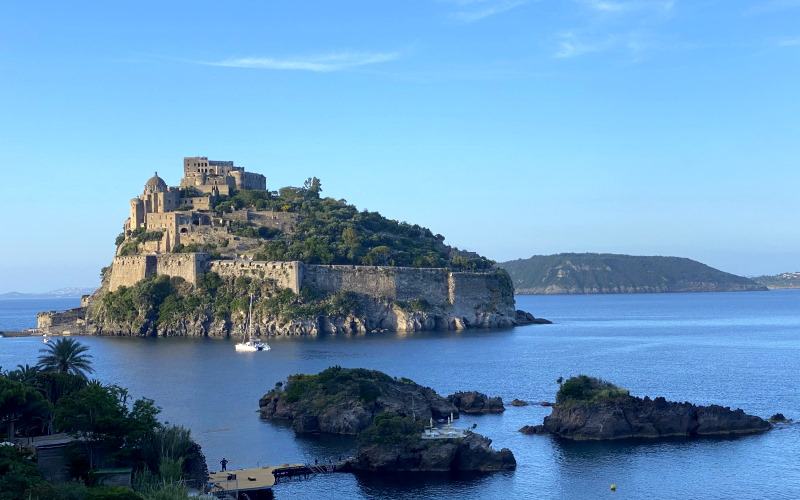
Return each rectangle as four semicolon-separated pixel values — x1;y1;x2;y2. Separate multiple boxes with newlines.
109;253;211;291
209;260;302;293
107;254;514;316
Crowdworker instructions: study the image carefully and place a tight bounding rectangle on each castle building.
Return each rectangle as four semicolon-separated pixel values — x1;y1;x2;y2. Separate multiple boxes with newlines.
181;156;266;195
124;158;267;253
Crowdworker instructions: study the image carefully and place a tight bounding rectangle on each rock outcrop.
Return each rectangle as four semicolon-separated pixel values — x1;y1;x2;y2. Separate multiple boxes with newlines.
258;367;458;434
769;413;792;424
447;391;505;414
344;431;515;472
530;395;771;440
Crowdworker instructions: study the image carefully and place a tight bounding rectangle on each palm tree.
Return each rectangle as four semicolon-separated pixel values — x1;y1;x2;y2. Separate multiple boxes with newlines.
7;364;40;387
37;338;95;379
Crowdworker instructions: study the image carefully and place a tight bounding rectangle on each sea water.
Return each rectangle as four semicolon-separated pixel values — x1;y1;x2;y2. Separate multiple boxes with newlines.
1;290;799;499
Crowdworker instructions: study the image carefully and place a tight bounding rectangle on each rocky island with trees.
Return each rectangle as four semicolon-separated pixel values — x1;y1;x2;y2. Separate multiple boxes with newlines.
259;366;516;472
520;375;772;440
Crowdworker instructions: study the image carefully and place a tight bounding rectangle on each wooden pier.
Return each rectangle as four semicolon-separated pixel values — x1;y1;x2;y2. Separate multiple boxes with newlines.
207;459;348;498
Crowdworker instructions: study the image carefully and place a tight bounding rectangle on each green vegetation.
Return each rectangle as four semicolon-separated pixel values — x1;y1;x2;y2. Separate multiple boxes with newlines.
0;340;204;500
228;220;280;240
37;339;94;379
357;412;425;445
393;298;432;313
211;186;494;270
117;229;166;256
556;375;630;406
269;366;393;409
97;275;192;328
170;242;222;258
118;241;140;257
500;253;765;294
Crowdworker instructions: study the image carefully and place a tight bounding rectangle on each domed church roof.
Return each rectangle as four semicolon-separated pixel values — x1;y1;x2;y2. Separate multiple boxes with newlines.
144;172;168;194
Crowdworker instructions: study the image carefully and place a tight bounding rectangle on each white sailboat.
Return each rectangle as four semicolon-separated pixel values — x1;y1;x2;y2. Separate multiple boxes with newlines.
235;294;270;352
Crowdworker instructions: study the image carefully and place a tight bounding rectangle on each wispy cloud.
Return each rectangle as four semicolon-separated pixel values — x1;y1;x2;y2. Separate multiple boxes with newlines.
555;32;613;58
745;0;800;15
554;1;678;59
203;51;400;72
578;0;675;15
777;37;800;47
441;0;531;23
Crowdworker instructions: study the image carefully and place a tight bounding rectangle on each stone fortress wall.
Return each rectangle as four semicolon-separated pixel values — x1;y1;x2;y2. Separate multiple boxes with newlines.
108;254;510;313
209;260;303;293
225;209;301;233
109;253;212;291
302;265;452;304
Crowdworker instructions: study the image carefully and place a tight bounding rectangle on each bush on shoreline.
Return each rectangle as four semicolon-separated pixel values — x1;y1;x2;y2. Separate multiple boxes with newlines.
556;375;630;406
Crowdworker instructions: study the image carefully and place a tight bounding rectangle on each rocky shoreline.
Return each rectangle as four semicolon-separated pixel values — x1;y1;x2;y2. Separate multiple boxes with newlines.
42;283;547;337
342;430;516;472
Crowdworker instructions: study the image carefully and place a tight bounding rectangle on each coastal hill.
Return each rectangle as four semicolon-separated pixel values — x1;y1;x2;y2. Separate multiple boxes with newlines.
40;156;540;337
499;253;767;295
752;272;800;289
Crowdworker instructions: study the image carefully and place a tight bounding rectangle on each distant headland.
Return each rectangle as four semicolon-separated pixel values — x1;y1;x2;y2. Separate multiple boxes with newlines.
752;272;800;290
499;253;767;295
39;156;542;337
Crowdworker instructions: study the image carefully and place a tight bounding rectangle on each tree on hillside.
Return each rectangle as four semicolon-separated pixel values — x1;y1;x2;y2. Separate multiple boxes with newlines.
303;177;322;198
37;339;95;379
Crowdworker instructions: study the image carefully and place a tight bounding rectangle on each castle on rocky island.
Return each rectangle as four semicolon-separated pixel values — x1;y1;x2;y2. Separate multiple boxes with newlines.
39;157;535;336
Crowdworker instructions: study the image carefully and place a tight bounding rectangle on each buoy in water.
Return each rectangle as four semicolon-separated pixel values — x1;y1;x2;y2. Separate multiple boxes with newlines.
610;484;617;491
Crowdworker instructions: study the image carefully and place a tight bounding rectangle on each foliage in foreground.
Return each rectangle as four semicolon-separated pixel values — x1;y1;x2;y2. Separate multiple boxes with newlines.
556;375;630;406
0;340;204;500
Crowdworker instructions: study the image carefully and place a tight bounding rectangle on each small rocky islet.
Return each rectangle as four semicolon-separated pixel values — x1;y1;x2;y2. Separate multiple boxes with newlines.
520;375;773;440
258;366;515;472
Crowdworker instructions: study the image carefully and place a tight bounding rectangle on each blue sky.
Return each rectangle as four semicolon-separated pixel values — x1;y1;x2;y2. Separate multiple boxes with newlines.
2;0;798;292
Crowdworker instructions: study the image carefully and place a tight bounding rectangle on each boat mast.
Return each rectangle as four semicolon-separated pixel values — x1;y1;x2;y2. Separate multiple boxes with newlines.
246;293;254;343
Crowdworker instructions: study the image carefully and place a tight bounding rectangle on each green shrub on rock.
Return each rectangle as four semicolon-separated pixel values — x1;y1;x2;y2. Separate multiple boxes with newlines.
357;412;425;445
556;375;629;406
